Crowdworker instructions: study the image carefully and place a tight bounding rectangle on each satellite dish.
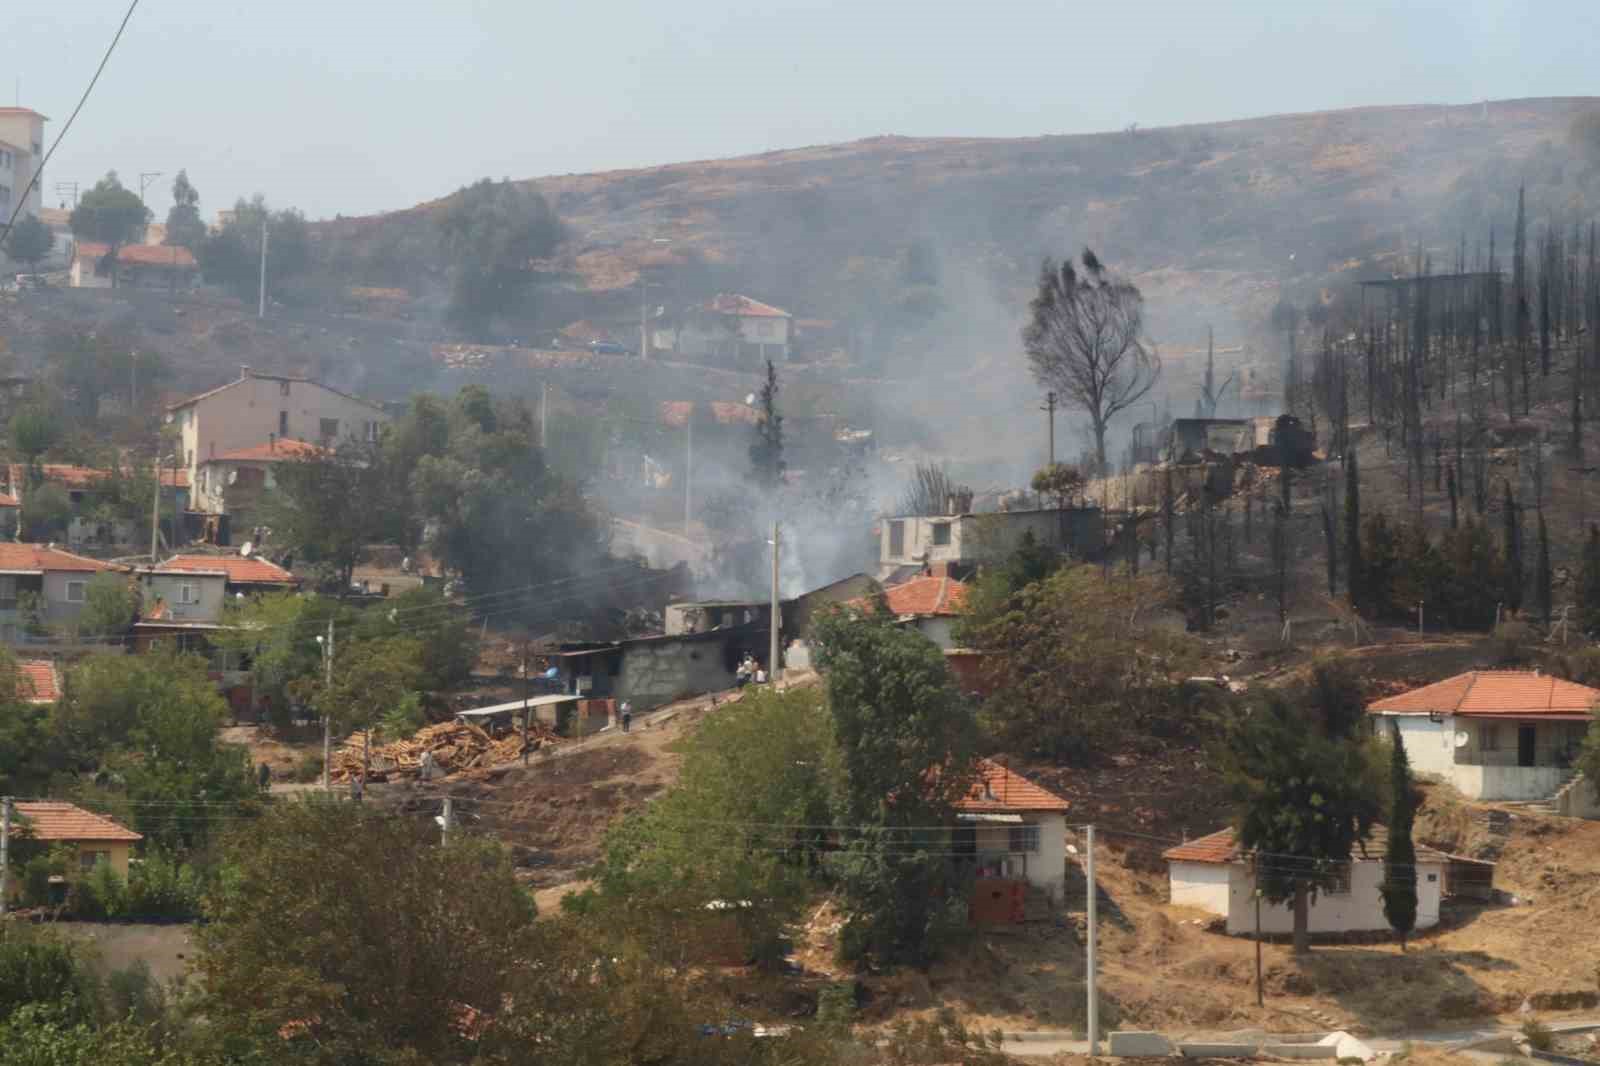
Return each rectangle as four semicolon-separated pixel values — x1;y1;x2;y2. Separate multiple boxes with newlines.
745;393;756;405
226;469;238;486
239;541;254;558
1454;731;1470;748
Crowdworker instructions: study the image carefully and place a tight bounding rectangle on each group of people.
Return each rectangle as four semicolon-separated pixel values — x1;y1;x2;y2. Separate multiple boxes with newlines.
734;654;768;687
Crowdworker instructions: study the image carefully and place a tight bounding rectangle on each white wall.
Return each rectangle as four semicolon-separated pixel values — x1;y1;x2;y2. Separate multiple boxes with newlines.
1453;764;1569;801
1169;860;1233;915
1222;860;1443;935
970;813;1066;901
913;616;958;650
0;114;44;218
1385;715;1455;780
1381;713;1580;800
141;572;227;623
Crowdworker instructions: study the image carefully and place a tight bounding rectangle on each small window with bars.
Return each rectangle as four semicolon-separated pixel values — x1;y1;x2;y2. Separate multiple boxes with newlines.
1008;824;1041;854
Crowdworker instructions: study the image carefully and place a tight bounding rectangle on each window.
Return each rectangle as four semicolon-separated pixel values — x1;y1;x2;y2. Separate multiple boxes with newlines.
65;581;87;603
1323;862;1352;895
888;520;905;557
320;417;340;440
280;380;291;397
931;522;952;546
79;850;109;871
0;576;16;611
366;420;379;442
1009;824;1041;854
178;583;199;606
1481;723;1501;751
278;411;289;436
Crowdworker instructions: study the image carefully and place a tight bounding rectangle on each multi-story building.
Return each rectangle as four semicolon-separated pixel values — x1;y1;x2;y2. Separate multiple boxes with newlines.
166;367;389;508
0;108;46;221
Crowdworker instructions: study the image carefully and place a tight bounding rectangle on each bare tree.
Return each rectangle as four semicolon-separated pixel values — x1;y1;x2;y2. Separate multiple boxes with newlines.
897;462;971;517
1023;250;1160;474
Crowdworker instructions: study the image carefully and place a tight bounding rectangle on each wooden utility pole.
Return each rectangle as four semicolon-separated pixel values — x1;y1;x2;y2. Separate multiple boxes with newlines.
321;619;333;791
1042;391;1057;467
0;796;11;917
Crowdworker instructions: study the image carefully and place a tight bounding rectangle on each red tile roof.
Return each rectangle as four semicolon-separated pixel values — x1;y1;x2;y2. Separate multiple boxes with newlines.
14;802;141;843
73;241;197;268
0;543;127;574
701;293;790;318
167;372;387;414
206;438;327;463
155;554;296;585
7;464;189;490
1368;671;1600;719
0;493;17;508
873;575;968;618
17;660;58;704
954;759;1069;813
1162;826;1446;865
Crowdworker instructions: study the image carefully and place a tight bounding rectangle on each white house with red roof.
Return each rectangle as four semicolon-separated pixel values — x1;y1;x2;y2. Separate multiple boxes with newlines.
651;293;792;363
1367;671;1597;803
848;568;969;650
191;436;326;523
68;241;199;291
1164;826;1450;937
955;759;1070;902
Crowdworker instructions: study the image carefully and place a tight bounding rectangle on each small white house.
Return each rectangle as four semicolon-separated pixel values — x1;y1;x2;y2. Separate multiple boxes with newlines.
846;568;969;650
955;759;1070;902
1367;671;1595;802
1164;827;1447;937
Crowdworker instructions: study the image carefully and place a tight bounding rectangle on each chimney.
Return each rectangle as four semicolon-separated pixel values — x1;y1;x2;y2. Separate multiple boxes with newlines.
268;433;276;452
239;365;252;380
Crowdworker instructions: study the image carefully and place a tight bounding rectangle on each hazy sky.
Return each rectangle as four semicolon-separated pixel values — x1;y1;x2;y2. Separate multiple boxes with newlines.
6;1;1598;222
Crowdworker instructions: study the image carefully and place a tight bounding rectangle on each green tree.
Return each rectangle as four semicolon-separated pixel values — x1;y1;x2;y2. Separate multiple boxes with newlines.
3;214;53;271
162;170;206;252
199;195;310;303
9;407;60;486
352;585;477;694
436;178;564;337
1578;525;1600;635
811;605;978;965
747;359;785;493
216;592;342;724
58;650;259;850
76;573;137;639
68;172;150;279
1380;727;1419;950
1030;462;1085;510
571;685;834;969
196;801;539;1064
1221;666;1383;955
19;482;71;542
307;635;424;739
260;440;392;590
959;565;1201;762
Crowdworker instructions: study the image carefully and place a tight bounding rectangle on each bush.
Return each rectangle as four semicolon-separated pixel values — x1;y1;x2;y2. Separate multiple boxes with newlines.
70;863;128;921
1492;620;1541;665
1521;1018;1554;1051
0;930;96;1022
816;982;858;1031
125;851;204;920
292;752;324;783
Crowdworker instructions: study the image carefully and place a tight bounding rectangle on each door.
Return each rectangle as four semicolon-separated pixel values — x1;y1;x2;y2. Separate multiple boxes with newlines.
1517;725;1537;768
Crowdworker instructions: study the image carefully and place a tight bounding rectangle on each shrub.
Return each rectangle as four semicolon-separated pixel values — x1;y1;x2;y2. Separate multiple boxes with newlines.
1521;1018;1554;1052
71;863;128;921
292;752;324;783
816;982;858;1031
125;851;204;920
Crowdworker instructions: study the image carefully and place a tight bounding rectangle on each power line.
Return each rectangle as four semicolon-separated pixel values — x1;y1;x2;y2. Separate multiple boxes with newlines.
0;0;142;248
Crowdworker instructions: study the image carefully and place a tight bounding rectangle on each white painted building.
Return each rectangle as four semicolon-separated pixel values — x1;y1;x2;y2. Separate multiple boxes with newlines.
1164;827;1447;936
878;508;1104;578
1367;671;1594;802
166;367;389;503
651;293;792;363
0;108;46;221
955;759;1070;903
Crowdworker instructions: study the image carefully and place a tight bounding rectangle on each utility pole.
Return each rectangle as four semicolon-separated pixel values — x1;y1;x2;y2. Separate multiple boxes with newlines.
640;279;649;360
1086;823;1098;1054
137;171;163;207
440;796;453;846
1042;391;1058;467
684;417;693;535
1254;885;1264;1007
130;349;137;412
257;217;269;319
521;641;530;767
0;796;11;918
769;521;781;681
150;454;162;561
321;618;333;791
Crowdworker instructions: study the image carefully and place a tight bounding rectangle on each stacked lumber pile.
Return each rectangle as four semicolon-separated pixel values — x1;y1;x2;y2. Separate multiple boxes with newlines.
329;719;558;782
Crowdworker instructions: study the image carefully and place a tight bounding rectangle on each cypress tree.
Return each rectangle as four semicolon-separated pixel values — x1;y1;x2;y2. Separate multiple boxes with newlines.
1345;447;1363;611
1381;728;1419;951
1578;525;1600;635
1503;481;1524;613
1536;509;1553;627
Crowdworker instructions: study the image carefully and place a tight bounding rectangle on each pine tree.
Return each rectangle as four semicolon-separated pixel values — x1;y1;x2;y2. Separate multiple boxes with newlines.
1380;728;1419;951
1345;447;1363;610
1503;480;1524;613
747;359;785;493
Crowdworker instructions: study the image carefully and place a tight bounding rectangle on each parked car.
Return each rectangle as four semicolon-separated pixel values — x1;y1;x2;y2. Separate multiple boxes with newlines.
586;340;632;356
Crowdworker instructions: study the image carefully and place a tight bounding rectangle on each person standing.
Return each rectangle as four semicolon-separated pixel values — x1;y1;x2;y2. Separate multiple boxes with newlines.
620;700;632;733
